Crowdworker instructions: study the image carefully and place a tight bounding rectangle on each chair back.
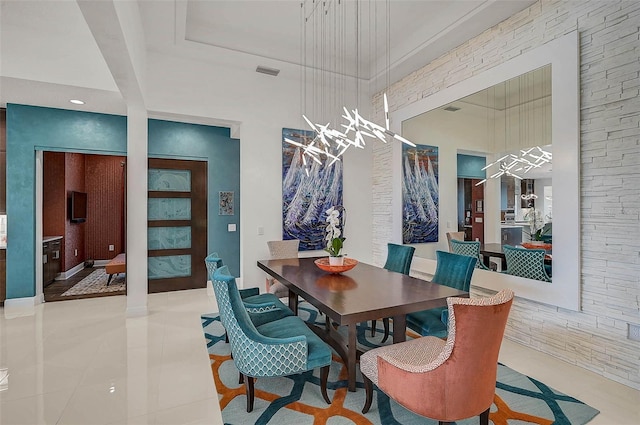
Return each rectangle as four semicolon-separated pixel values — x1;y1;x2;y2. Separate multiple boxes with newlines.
211;266;308;377
267;239;299;259
446;231;465;252
432;250;476;291
373;289;514;422
438;289;514;419
204;252;222;281
450;239;488;270
383;243;415;275
503;245;551;282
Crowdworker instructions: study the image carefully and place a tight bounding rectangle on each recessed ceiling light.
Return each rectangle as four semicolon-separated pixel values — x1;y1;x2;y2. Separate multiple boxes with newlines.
69;99;85;105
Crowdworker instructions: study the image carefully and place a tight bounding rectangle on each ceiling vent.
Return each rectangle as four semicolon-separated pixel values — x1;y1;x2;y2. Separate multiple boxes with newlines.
444;105;460;112
256;66;280;77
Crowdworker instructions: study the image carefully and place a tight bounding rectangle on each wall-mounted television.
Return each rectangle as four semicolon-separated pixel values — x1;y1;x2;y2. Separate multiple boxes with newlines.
70;191;87;223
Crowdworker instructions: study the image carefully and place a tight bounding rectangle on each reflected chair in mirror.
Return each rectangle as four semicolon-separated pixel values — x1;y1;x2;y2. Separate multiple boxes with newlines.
446;231;465;252
266;239;300;298
370;243;416;343
450;239;491;270
212;265;332;412
502;244;552;282
360;289;514;424
205;253;294;342
406;251;476;339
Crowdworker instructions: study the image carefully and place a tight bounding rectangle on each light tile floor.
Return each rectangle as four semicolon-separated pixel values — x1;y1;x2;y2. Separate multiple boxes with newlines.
1;289;638;424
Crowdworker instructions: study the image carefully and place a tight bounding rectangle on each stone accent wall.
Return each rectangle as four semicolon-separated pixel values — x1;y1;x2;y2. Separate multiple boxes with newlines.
372;0;640;389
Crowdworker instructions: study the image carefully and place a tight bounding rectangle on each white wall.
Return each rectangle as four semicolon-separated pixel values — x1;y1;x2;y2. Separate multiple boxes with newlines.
372;0;640;389
144;47;373;288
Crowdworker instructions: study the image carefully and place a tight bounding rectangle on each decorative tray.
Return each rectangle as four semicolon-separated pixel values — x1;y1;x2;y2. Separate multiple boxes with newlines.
314;257;358;274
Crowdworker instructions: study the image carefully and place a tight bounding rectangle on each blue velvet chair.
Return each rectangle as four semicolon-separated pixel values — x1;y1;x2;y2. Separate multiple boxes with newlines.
205;253;293;330
212;265;332;412
406;250;477;339
502;245;552;282
450;239;490;270
371;243;416;342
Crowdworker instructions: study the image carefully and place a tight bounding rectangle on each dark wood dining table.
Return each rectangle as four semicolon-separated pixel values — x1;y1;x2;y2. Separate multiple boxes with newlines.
257;257;469;391
480;243;509;270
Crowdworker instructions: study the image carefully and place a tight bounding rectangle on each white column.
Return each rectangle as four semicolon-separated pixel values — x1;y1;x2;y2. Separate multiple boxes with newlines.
126;105;148;316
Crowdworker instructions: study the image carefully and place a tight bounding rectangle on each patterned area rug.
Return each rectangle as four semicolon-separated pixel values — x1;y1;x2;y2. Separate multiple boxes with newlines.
201;302;599;425
61;268;126;296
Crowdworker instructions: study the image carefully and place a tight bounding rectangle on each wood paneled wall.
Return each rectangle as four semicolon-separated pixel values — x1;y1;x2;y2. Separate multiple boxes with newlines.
43;152;67;267
85;155;125;260
64;153;86;271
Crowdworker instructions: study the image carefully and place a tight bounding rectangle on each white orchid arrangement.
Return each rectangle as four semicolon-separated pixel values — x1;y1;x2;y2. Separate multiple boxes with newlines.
324;206;345;257
524;208;546;241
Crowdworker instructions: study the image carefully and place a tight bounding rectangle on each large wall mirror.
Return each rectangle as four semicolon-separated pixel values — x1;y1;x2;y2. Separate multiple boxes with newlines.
391;31;579;310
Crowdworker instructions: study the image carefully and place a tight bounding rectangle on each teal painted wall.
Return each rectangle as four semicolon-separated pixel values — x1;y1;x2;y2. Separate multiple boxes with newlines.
6;104;240;299
456;154;486;179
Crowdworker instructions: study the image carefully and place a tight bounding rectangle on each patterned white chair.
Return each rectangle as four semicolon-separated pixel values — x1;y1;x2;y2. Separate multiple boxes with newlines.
266;239;300;297
502;244;551;282
360;289;514;424
450;239;491;270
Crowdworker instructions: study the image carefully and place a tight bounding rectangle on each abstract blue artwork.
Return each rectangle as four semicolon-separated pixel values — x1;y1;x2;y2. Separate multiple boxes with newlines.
282;128;343;251
402;143;439;244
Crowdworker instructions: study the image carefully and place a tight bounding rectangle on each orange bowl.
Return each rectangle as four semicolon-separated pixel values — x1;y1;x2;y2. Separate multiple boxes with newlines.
314;257;358;274
521;242;552;251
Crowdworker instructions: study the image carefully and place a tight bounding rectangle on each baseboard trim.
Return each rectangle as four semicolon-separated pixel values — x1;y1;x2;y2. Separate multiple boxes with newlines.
3;296;37;318
94;260;109;267
57;262;85;280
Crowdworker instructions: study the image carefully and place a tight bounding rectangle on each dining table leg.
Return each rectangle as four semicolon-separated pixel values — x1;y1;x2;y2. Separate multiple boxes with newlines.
347;323;357;392
392;314;407;344
288;289;298;315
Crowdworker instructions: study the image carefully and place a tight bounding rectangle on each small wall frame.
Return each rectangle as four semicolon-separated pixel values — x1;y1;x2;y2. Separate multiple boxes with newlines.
219;191;234;215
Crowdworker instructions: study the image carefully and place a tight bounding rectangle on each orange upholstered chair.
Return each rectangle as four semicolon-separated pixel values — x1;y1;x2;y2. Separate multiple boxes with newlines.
360;289;514;425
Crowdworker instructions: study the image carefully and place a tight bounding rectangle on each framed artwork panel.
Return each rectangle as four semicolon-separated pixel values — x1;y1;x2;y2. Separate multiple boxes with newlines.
282;128;343;251
402;144;439;244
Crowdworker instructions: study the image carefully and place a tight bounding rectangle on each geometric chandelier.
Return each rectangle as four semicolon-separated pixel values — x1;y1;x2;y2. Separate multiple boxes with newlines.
475;146;552;186
285;93;416;175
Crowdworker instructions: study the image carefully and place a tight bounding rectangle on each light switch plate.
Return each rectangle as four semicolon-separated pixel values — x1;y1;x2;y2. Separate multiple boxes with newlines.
228;223;237;232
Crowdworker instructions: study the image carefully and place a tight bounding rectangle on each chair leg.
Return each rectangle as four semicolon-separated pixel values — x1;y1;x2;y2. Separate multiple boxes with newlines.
244;375;255;412
380;318;390;343
320;365;331;404
479;407;490;425
362;375;373;414
371;319;377;337
239;372;244;384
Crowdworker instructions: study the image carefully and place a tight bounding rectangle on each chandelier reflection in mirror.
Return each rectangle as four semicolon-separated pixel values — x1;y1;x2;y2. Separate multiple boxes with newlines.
285;0;415;176
476;146;552;186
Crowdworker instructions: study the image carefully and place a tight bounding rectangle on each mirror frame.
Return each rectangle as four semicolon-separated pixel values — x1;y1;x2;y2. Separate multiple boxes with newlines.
390;31;580;311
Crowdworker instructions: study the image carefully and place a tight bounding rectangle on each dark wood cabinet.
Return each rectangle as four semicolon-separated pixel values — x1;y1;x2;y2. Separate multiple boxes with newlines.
43;238;62;286
460;178;485;243
1;109;5;303
0;249;5;305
